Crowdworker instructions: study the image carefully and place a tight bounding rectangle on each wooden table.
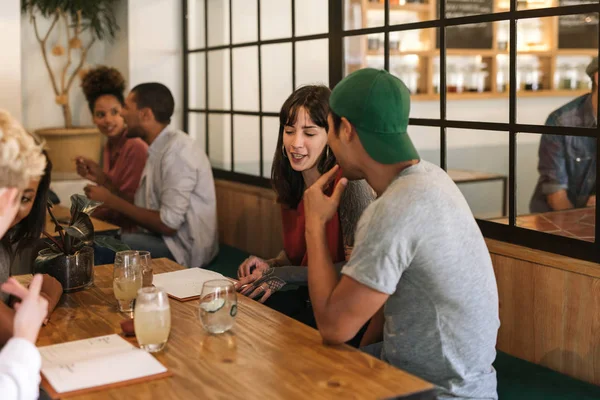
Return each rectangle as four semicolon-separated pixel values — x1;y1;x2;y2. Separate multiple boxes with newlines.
490;207;595;242
45;205;120;237
448;169;508;216
31;259;434;400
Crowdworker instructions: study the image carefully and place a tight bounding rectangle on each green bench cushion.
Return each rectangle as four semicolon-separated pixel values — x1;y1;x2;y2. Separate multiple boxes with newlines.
206;244;249;278
495;351;600;400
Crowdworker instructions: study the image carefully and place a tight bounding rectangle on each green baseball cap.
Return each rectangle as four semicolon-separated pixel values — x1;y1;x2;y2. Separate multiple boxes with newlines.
329;68;419;164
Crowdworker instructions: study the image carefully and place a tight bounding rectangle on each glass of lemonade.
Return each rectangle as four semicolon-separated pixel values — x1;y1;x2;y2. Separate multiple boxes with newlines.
138;251;153;287
134;286;171;352
113;250;142;314
198;279;237;334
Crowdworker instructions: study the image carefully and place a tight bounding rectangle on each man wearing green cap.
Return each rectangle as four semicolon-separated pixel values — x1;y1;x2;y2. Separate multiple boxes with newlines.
530;57;598;213
303;68;499;399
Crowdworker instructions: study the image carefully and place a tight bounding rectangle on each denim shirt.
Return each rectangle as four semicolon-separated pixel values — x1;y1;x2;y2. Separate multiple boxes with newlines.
530;94;597;213
135;126;219;267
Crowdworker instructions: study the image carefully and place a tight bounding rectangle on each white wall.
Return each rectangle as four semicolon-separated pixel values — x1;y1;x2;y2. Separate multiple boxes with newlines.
20;1;129;131
0;0;22;120
128;0;183;130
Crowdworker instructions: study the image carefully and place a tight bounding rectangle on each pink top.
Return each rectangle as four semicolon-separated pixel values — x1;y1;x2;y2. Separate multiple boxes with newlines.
92;132;148;232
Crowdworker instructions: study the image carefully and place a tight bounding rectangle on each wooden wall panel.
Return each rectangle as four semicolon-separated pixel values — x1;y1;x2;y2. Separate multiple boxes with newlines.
215;179;283;258
491;246;600;386
491;254;536;363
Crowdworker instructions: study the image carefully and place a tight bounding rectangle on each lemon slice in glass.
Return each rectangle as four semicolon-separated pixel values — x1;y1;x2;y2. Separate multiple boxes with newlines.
200;298;225;313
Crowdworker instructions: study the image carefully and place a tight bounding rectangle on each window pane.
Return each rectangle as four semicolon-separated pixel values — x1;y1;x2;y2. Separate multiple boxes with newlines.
187;0;205;49
208;49;230;110
518;132;596;243
409;125;440;167
261;43;293;113
261;0;292;40
188;112;206;153
233;115;260;176
232;0;257;44
344;33;385;76
207;0;229;47
447;129;509;220
188;52;206;109
344;0;384;30
262;117;280;178
208;113;231;170
516;15;597;126
444;0;495;18
295;0;328;36
232;46;259;112
295;39;329;87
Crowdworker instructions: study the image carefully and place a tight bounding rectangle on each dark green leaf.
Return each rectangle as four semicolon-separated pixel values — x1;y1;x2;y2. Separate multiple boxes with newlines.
65;213;94;242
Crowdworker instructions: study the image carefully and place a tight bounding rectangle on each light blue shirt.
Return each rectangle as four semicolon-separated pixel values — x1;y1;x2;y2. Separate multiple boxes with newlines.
135;126;218;267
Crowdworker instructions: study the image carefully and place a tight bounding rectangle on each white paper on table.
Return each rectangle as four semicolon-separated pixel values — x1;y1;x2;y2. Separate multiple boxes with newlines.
38;334;167;394
152;267;228;300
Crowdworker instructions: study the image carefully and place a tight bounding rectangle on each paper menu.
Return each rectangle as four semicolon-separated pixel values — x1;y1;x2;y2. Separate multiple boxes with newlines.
152;267;229;301
39;334;168;395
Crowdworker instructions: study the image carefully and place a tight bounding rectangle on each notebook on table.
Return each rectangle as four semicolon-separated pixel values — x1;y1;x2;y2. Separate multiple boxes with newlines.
38;334;171;399
152;267;234;301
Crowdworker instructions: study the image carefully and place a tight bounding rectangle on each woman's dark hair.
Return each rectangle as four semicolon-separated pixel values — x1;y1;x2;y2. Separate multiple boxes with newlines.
80;66;126;112
271;85;336;209
4;151;52;253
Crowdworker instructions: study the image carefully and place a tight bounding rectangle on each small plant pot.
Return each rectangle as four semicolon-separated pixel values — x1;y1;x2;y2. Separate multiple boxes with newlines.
36;246;94;293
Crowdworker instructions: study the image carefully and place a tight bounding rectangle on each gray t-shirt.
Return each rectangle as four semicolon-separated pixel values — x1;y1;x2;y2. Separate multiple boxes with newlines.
342;160;499;400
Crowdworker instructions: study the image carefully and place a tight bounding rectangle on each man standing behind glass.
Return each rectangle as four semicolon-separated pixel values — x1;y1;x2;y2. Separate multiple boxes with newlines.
530;58;598;213
84;83;218;268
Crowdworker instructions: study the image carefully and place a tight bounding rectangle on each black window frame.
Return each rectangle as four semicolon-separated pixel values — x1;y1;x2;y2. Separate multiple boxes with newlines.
183;0;600;263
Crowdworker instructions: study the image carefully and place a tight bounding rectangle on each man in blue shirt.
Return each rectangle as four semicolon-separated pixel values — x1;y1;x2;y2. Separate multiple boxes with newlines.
530;58;598;213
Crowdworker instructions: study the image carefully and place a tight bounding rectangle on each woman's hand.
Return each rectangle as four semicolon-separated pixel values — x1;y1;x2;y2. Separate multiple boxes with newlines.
76;157;106;185
237;256;270;278
1;275;48;344
235;268;286;304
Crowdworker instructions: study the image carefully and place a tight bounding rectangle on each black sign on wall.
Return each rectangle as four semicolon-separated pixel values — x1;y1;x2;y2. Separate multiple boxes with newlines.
558;0;599;49
437;0;494;49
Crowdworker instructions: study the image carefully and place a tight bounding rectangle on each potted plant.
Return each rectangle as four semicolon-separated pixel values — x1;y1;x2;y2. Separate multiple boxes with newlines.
36;194;128;292
21;0;120;178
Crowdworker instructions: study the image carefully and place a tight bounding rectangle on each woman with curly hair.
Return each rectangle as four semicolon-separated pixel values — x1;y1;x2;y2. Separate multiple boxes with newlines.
75;66;148;231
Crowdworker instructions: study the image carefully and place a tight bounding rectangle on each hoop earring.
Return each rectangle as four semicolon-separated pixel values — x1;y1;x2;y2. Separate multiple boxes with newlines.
326;146;330;159
282;144;287;158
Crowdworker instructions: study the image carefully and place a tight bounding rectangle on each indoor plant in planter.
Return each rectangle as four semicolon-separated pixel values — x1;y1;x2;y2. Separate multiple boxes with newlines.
36;194;128;292
21;0;120;178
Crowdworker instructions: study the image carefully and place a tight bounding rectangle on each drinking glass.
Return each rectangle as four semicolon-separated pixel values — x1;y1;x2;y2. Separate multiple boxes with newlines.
138;251;153;287
113;250;142;313
134;286;171;352
198;279;237;334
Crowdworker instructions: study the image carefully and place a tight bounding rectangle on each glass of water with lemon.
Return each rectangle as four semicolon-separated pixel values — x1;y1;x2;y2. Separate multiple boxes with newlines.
113;250;142;314
199;279;237;334
134;286;171;352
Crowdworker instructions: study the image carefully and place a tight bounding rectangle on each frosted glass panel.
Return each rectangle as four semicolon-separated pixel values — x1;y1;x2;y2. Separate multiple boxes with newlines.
295;39;329;87
261;0;292;40
262;117;280;177
261;43;293;113
234;115;260;176
188;112;206;152
208;49;230;110
296;0;328;36
207;0;229;47
232;0;257;43
187;0;205;49
233;47;259;111
208;113;231;170
188;52;206;109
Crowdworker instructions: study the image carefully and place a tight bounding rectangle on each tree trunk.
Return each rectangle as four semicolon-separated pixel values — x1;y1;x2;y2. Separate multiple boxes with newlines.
62;102;73;129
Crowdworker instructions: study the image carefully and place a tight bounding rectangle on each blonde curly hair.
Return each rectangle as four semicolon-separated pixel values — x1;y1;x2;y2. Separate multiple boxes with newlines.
0;109;46;189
